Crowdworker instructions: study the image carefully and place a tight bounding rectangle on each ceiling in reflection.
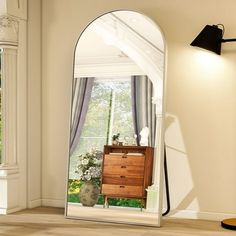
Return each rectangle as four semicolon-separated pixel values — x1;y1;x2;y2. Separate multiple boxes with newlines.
75;11;164;63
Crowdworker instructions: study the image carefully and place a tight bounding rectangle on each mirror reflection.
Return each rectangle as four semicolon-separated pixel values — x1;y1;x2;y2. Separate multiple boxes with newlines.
66;10;165;226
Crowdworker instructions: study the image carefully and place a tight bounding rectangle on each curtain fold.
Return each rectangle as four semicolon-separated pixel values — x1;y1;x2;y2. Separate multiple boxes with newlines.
131;75;156;147
70;77;94;155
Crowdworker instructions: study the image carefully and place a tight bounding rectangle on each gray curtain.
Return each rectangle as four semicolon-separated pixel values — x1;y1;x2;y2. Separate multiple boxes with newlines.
131;75;156;147
70;77;94;155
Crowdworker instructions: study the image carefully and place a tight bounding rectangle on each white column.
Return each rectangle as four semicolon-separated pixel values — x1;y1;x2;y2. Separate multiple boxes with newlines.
0;47;18;169
0;13;23;214
0;47;21;214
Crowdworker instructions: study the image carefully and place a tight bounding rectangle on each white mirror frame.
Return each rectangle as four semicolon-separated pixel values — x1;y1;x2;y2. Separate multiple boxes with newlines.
65;10;166;227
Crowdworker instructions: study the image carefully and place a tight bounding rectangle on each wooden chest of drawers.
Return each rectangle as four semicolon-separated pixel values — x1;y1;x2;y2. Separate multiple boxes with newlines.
100;145;154;208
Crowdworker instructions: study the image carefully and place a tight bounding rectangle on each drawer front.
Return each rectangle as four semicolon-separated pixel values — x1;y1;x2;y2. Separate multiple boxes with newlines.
103;165;144;176
102;175;143;186
102;184;143;197
104;155;145;166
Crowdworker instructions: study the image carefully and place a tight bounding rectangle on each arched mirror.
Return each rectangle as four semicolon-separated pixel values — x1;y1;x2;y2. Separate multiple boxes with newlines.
65;10;166;227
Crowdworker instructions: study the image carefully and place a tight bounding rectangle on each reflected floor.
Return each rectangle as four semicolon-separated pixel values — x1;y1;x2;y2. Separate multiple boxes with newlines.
66;203;160;226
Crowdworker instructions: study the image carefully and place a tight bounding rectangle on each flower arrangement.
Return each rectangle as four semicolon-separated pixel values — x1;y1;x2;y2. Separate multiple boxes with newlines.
75;149;103;185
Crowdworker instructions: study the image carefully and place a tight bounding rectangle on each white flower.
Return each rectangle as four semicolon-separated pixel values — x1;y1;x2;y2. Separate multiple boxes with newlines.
88;166;100;178
75;149;103;183
82;159;89;165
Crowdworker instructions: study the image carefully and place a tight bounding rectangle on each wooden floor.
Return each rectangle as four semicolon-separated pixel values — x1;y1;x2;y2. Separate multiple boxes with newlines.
0;207;235;236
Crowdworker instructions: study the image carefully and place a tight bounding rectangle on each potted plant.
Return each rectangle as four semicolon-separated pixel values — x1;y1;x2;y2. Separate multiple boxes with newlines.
75;149;103;207
112;133;120;145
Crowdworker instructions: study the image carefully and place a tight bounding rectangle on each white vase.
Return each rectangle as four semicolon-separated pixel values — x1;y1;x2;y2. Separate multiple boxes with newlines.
112;140;119;145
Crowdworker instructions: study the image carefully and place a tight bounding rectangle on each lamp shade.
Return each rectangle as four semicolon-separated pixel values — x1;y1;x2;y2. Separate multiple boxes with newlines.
190;25;223;55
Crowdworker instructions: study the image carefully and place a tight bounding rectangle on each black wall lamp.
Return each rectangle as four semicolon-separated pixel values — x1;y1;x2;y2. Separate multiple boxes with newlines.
190;24;236;55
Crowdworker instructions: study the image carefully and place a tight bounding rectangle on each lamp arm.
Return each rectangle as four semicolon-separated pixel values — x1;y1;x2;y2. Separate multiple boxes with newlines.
221;38;236;43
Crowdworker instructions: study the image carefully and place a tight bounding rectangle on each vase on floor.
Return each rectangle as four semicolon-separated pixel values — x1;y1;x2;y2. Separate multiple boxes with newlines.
79;181;99;207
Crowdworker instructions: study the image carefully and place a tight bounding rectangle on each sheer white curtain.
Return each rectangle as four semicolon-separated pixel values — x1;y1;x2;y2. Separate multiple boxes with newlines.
131;75;156;147
70;77;94;155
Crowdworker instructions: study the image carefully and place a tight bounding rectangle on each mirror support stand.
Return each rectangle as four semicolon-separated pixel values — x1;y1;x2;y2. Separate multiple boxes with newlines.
162;144;170;216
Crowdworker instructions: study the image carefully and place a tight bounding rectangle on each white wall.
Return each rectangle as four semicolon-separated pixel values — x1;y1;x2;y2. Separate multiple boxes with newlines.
41;0;236;219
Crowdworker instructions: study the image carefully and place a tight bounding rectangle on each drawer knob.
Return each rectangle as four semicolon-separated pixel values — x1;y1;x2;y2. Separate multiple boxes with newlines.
120;176;125;178
121;166;126;168
119;186;125;188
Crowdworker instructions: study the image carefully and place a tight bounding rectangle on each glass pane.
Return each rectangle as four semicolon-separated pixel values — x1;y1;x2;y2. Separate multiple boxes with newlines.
111;81;135;145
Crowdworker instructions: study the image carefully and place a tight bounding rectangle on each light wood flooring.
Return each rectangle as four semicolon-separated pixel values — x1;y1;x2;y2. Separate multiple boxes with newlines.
0;207;235;236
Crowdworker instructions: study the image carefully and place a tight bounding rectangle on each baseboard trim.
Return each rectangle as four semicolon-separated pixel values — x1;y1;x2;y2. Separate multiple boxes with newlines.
0;206;23;215
28;199;42;208
40;200;236;221
167;209;236;221
41;199;65;208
